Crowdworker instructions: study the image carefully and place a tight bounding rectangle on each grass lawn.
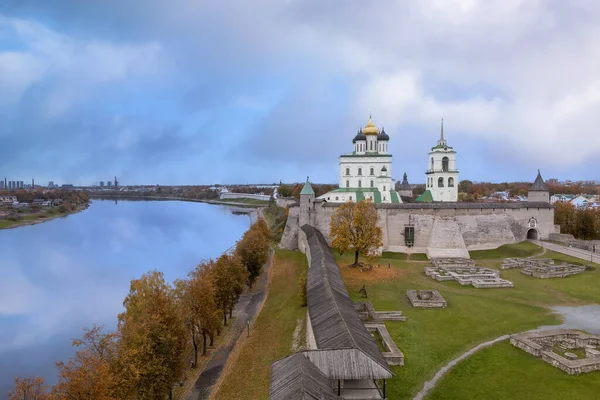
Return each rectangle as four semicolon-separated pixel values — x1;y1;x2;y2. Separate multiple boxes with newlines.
212;249;307;400
427;341;600;400
334;241;600;400
470;240;542;259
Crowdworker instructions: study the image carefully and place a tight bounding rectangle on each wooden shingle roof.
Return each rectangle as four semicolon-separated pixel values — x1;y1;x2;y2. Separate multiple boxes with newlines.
301;225;393;380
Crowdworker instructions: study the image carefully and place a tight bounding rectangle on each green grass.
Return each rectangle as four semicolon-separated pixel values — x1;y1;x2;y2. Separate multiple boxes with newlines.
470;241;542;259
214;249;307;400
333;243;600;400
427;342;600;400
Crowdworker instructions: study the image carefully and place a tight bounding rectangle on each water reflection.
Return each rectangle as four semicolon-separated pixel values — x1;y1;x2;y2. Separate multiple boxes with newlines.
0;200;251;397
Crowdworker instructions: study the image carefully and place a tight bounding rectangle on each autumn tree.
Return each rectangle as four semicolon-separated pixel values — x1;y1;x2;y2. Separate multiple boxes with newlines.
235;219;270;285
330;200;383;266
117;271;187;400
211;253;248;326
8;377;49;400
51;326;118;400
176;263;221;365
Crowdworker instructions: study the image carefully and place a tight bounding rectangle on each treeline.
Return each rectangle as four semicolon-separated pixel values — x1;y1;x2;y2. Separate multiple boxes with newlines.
278;183;337;199
554;202;600;240
0;189;89;205
9;218;271;400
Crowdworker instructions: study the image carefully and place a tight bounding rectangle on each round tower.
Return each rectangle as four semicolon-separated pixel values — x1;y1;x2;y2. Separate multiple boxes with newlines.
299;177;315;227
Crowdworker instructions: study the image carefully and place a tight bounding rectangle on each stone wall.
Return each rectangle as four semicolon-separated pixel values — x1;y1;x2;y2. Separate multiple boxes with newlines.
219;192;271;201
548;233;600;253
281;201;556;254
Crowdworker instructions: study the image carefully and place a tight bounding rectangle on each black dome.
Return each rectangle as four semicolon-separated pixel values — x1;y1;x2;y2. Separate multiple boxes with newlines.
352;128;367;143
377;127;389;141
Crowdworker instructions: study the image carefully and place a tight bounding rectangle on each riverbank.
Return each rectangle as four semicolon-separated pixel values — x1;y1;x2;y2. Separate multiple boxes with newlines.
87;194;268;208
0;203;89;230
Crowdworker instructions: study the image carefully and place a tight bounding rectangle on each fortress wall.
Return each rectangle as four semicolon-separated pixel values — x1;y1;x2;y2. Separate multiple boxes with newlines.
280;203;555;253
280;207;300;250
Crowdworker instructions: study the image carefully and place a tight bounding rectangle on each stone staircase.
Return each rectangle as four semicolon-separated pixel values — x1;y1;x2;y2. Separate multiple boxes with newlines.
427;217;470;259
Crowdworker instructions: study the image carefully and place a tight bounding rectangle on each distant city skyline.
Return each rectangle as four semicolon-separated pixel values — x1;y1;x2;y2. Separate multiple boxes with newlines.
1;2;600;186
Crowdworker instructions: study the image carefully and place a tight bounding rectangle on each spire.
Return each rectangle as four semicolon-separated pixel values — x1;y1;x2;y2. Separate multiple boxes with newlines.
436;118;447;147
440;118;444;141
531;170;548;191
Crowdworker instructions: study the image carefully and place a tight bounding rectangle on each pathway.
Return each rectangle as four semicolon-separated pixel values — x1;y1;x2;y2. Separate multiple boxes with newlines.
531;240;600;264
187;250;273;400
412;335;510;400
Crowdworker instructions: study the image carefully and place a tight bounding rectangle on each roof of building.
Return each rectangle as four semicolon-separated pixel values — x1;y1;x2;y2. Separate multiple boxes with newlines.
340;153;392;158
377;127;389;141
301;225;393;380
362;116;379;136
415;190;434;203
531;170;549;191
300;178;315;195
352;128;367;143
269;353;341;400
399;173;411;190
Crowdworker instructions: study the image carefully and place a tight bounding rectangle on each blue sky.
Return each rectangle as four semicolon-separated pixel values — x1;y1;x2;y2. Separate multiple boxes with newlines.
1;0;599;186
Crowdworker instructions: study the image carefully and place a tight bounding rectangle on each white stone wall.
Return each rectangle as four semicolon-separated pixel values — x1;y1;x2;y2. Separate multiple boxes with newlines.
281;202;556;253
219;192;271;201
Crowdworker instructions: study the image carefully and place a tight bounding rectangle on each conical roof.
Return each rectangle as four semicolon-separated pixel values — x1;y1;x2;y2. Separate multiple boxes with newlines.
415;190;433;203
530;170;548;191
300;177;315;195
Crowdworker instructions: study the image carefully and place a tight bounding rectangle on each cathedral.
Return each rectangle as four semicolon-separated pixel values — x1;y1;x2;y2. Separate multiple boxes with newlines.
282;115;557;257
318;116;458;204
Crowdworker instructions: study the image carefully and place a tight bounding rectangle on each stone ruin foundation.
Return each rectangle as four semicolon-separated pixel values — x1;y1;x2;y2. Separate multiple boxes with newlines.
501;258;586;279
406;290;447;308
511;329;600;375
353;302;405;366
425;258;514;289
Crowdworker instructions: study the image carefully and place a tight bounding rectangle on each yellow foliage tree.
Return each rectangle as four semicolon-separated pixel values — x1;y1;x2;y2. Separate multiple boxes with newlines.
8;377;49;400
51;326;118;400
117;271;187;400
330;200;383;266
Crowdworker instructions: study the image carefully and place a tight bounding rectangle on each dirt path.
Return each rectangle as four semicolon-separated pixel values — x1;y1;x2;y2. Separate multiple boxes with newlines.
186;250;273;400
531;240;600;264
413;334;511;400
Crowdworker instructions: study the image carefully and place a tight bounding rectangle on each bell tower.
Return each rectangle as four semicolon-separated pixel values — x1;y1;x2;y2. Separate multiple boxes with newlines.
426;120;459;202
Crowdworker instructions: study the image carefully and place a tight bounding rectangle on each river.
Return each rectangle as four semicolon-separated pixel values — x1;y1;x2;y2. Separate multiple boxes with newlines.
0;199;253;397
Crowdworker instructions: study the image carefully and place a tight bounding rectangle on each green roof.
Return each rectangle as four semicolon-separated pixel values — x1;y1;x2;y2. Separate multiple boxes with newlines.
390;190;400;203
415;190;434;203
355;191;365;202
340;153;392;158
300;179;315;195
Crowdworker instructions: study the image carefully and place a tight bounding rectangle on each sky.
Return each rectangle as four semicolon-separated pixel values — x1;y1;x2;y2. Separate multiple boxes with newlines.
1;0;600;186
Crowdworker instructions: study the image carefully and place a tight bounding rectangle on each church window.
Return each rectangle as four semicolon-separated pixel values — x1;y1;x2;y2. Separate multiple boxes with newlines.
383;196;386;201
336;197;339;201
370;180;374;188
442;157;449;172
358;180;362;188
431;157;434;170
346;167;350;176
346;180;349;188
438;177;444;187
448;177;455;187
370;141;373;151
349;196;352;201
384;186;386;191
370;167;374;175
358;168;362;175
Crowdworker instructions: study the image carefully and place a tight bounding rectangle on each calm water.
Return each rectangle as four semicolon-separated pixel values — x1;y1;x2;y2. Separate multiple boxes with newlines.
0;200;252;397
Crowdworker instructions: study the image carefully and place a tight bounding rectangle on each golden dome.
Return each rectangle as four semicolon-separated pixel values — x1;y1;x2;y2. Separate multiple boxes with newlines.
363;116;379;135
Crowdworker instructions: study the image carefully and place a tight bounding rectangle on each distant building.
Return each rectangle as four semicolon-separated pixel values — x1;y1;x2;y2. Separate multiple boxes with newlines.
32;199;52;207
61;184;74;190
48;181;57;189
0;196;17;204
99;181;105;188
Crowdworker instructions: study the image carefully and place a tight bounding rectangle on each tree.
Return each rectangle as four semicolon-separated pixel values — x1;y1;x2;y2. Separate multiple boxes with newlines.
176;264;221;365
330;200;383;266
117;271;187;400
278;184;293;198
51;326;118;400
8;377;49;400
210;253;248;326
235;221;270;285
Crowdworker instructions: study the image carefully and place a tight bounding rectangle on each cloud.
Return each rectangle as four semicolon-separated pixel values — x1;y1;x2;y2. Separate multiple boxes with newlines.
2;0;600;184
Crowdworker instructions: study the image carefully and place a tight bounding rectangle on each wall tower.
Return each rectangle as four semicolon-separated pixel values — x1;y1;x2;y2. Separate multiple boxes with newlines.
299;177;315;227
528;170;549;203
